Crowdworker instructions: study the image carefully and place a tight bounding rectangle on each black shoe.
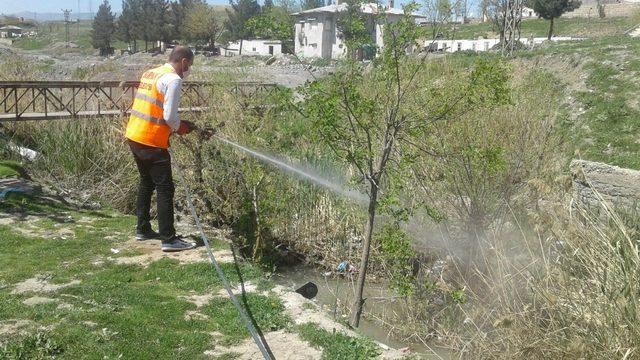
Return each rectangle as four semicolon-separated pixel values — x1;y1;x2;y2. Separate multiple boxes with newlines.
161;236;196;252
136;230;160;241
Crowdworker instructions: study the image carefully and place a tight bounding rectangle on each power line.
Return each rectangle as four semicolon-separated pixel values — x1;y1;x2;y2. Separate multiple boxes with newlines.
62;9;72;48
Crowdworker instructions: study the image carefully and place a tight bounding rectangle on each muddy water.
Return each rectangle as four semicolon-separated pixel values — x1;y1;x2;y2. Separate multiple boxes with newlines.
274;266;450;359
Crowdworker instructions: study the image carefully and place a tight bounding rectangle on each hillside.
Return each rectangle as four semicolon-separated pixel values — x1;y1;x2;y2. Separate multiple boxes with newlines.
435;13;639;40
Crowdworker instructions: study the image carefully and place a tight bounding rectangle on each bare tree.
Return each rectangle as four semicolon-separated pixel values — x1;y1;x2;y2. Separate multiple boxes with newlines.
484;0;523;55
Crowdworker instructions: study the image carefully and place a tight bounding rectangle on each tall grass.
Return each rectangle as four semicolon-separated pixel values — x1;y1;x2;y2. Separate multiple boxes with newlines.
5;118;137;211
440;194;640;358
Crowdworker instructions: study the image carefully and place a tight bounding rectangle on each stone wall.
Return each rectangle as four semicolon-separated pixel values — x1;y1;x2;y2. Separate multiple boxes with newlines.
564;3;640;18
571;159;640;209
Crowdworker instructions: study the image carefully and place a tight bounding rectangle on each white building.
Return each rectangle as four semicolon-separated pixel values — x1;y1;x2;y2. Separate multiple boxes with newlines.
521;7;537;18
222;39;283;57
293;3;424;59
426;36;580;53
0;25;22;38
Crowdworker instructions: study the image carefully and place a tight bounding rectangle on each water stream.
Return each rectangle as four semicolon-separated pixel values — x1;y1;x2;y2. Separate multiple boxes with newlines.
274;266;451;359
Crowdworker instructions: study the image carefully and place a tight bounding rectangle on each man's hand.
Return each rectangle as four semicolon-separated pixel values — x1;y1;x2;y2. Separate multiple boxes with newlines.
176;120;195;135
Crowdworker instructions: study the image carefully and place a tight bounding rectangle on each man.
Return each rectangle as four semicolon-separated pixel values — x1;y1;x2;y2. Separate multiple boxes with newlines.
124;46;196;252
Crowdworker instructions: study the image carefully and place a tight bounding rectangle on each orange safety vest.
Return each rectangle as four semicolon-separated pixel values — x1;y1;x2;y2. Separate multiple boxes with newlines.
125;64;176;148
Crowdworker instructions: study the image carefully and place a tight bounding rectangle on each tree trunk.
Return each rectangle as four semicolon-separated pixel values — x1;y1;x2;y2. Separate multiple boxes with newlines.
239;38;243;55
349;180;378;328
547;17;554;40
251;176;265;261
252;185;261;261
194;141;203;184
597;2;606;18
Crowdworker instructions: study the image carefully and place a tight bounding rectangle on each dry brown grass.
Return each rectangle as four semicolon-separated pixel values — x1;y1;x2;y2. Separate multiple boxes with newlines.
440;189;640;359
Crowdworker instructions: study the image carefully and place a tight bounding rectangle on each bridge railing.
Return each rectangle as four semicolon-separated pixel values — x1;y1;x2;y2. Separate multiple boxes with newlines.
0;81;278;121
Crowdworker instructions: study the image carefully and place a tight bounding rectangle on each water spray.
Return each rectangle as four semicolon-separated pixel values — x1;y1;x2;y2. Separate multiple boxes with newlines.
211;134;368;205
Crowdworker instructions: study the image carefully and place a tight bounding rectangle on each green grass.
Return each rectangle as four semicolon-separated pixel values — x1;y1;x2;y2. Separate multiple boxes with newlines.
440;32;640;170
0;160;23;178
12;37;53;50
524;36;640;169
0;194;282;359
297;323;380;360
12;20;128;54
203;294;291;346
431;16;637;40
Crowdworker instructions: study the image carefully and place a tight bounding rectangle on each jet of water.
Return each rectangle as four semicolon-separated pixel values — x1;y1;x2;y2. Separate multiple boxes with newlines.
213;135;368;204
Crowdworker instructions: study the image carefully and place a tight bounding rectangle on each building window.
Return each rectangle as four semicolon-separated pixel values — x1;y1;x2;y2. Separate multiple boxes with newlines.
457;42;462;51
252;47;256;51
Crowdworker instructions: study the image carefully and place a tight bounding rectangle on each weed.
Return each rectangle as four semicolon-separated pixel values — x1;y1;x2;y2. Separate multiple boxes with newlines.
0;331;64;359
0;160;23;178
297;323;380;360
203;294;290;345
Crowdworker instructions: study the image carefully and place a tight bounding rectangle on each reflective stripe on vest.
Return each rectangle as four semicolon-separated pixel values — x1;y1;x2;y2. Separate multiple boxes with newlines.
134;93;164;109
129;110;165;125
125;64;175;148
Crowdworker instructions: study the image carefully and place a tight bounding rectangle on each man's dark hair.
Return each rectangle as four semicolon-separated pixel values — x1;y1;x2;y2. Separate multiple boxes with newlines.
168;46;194;63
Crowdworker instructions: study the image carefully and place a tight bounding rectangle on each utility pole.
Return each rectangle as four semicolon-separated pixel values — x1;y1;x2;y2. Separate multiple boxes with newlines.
501;0;523;56
77;0;81;36
62;9;72;48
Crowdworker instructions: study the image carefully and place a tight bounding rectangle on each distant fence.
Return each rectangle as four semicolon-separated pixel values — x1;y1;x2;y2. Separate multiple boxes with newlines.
0;81;278;121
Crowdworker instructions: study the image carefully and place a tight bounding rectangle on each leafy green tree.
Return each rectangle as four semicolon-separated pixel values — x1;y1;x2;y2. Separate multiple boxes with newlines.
245;6;294;52
378;224;416;297
529;0;581;39
154;0;176;43
134;0;174;51
336;0;373;59
183;2;224;48
301;0;325;10
303;3;511;327
91;0;116;55
423;0;452;39
117;0;140;52
225;0;261;54
171;0;205;40
138;0;155;50
275;0;298;12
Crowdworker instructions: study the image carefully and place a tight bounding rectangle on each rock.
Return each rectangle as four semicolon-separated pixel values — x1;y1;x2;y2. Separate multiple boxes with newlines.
571;159;640;209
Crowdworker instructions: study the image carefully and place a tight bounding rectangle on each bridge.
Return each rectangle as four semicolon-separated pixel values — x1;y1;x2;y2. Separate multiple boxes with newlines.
0;81;278;122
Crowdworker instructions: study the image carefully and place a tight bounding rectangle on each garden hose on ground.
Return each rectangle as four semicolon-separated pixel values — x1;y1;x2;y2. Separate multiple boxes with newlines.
169;148;273;360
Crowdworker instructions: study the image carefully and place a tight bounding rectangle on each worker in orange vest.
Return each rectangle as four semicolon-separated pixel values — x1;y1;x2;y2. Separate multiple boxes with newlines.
125;46;196;252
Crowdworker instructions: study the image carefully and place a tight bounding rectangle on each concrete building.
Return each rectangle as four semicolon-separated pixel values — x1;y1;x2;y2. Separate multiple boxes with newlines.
521;6;537;18
426;36;580;53
293;3;423;59
0;25;22;38
221;39;283;57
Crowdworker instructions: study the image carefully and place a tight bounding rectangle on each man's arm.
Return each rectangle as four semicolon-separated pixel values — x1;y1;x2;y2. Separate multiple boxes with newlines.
162;78;182;132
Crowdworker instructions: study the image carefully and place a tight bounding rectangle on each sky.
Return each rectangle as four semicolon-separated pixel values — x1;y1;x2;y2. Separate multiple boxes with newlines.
0;0;480;17
0;0;217;15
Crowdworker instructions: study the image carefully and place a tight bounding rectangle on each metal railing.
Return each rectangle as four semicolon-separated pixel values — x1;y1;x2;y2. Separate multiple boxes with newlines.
0;81;278;121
